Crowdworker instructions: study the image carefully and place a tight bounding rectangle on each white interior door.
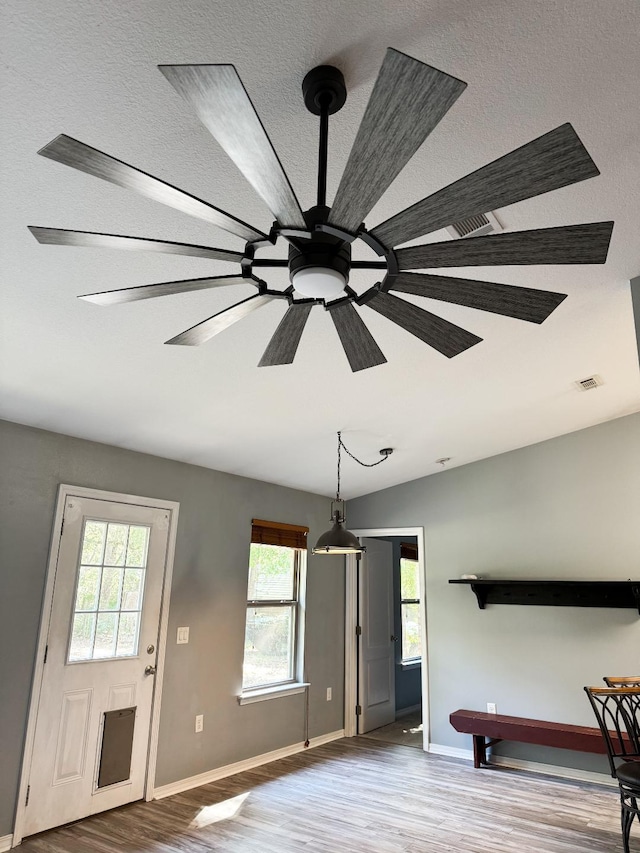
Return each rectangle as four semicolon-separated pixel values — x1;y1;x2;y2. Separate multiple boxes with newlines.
358;538;395;733
23;494;171;837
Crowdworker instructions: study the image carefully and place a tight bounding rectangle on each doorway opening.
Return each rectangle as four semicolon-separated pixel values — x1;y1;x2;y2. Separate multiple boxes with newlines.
344;526;427;750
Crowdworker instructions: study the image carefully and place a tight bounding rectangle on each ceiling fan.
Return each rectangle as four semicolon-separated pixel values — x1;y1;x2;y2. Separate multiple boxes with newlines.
29;48;613;372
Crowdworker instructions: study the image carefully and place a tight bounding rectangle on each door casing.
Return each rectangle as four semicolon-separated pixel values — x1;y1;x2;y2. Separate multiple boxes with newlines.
13;484;179;846
344;527;428;747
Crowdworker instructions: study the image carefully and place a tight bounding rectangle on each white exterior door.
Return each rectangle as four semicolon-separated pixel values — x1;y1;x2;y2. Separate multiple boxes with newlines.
22;494;171;837
358;538;395;733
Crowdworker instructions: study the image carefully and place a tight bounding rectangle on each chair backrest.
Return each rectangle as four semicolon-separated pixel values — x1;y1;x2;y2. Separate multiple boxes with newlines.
604;676;640;688
584;686;640;777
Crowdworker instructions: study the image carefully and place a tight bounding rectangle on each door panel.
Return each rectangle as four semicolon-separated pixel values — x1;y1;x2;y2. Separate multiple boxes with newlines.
358;538;395;733
23;495;170;837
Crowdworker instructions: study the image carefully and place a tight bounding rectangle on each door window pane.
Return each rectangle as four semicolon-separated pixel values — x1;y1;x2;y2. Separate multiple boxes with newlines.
68;520;150;662
69;613;96;661
75;565;101;611
81;521;107;565
98;567;123;611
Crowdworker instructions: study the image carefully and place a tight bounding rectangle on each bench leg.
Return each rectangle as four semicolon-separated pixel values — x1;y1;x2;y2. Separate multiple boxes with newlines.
473;735;486;768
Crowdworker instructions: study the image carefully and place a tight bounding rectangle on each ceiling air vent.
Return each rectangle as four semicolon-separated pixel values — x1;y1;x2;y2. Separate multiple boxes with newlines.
446;211;502;239
575;375;603;391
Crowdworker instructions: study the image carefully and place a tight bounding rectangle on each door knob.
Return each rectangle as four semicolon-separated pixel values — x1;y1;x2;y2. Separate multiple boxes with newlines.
391;635;398;642
144;665;157;676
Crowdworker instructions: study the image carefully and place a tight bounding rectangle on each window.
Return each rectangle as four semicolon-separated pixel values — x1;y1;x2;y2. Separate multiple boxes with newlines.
241;519;308;694
68;519;150;662
400;542;421;664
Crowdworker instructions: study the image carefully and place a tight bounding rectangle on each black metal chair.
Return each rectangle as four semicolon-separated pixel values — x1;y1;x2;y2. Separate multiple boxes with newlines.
584;686;640;853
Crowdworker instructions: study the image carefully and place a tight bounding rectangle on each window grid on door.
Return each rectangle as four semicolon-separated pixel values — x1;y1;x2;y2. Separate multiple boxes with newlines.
68;520;150;663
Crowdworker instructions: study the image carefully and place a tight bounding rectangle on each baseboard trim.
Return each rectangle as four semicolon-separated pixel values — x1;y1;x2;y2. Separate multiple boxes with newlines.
1;834;13;852
428;743;473;761
153;729;345;800
428;743;615;787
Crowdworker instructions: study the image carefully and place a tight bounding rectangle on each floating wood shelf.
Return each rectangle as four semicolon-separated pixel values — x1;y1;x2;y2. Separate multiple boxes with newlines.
448;579;640;614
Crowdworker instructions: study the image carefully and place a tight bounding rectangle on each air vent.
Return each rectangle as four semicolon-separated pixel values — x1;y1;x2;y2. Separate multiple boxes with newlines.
575;375;603;391
446;211;502;240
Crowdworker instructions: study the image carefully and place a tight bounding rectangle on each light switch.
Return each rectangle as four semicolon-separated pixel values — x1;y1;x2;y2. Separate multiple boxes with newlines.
177;627;189;644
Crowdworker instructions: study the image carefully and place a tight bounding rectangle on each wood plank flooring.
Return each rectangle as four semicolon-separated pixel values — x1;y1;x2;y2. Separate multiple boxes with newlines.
19;737;637;852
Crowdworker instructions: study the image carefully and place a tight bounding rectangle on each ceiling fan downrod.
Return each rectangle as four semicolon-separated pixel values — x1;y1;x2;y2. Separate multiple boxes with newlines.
302;65;347;209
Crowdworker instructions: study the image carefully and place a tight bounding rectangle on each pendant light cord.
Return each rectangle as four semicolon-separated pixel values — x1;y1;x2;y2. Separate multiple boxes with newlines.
336;431;390;500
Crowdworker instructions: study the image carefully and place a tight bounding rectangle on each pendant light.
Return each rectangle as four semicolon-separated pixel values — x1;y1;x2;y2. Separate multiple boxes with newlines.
313;432;393;555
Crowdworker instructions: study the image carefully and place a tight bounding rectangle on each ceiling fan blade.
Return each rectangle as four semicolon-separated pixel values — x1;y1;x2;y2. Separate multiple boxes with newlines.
258;303;313;366
80;275;247;305
396;222;614;269
38;135;266;243
328;302;387;372
166;293;274;346
328;48;466;234
28;227;243;262
364;291;482;357
159;64;305;229
390;272;567;324
372;124;600;247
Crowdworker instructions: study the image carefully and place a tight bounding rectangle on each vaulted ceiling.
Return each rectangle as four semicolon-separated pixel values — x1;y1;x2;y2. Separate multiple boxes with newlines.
2;0;639;497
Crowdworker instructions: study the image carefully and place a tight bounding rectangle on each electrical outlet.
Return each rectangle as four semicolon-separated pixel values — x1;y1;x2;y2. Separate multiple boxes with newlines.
326;687;332;701
486;702;497;714
177;627;189;644
195;714;203;733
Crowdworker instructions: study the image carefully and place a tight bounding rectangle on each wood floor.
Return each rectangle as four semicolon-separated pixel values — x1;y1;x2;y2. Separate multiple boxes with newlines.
19;737;637;852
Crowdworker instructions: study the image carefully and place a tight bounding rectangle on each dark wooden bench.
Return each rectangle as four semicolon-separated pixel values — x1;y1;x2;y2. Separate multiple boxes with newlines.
450;708;609;769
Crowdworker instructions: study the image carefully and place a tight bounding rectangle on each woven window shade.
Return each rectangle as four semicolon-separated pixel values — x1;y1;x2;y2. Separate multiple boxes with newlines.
400;542;418;561
251;519;309;550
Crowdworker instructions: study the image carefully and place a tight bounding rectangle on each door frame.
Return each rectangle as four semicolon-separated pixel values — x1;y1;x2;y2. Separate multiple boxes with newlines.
13;484;180;846
344;527;428;748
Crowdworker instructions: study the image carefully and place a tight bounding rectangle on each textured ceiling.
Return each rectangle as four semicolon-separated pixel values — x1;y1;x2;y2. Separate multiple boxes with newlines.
2;0;639;498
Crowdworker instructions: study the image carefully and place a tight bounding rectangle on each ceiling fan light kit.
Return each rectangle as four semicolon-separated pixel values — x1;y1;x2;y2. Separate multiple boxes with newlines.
29;48;613;371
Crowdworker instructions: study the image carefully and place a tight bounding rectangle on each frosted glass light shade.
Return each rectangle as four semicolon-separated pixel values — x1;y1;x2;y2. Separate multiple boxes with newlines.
292;267;346;299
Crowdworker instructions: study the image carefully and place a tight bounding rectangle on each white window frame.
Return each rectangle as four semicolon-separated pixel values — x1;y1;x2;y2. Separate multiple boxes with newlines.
400;556;422;666
238;544;309;704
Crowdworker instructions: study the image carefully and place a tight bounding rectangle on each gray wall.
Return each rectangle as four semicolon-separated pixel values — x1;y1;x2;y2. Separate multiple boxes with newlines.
349;413;640;773
0;419;344;837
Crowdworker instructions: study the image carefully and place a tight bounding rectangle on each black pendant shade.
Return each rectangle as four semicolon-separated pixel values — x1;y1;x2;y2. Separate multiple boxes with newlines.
313;509;364;555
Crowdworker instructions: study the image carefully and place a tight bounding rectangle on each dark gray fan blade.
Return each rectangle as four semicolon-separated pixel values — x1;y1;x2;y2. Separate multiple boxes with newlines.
166;293;274;346
38;135;266;242
328;302;387;372
372;124;600;247
258;303;312;366
328;48;466;234
28;227;243;262
364;291;481;357
390;272;567;324
159;64;305;229
80;275;247;305
396;222;614;269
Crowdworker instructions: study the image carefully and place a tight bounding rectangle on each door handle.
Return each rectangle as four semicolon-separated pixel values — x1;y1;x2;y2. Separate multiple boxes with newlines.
391;635;398;642
144;665;157;676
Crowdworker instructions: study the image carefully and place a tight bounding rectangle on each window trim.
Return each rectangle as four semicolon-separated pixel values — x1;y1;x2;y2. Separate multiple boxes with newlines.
239;537;308;702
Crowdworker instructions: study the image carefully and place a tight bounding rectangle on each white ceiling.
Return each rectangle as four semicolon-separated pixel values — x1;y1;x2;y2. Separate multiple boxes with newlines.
2;0;639;498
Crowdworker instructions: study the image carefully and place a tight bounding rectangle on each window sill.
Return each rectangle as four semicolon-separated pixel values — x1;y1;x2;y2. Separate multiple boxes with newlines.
401;660;422;670
238;682;310;705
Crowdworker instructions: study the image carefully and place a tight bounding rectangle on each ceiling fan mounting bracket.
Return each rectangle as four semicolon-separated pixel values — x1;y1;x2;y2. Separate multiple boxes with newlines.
302;65;347;116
